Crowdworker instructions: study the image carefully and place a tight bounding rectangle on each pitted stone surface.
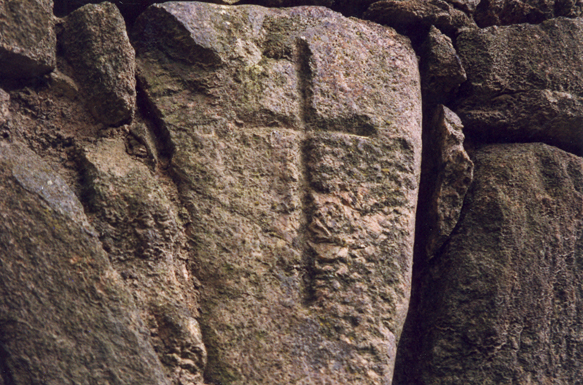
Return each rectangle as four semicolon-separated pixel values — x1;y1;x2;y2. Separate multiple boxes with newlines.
420;26;467;105
423;105;473;258
0;0;56;78
455;17;583;155
134;2;421;383
61;2;136;126
364;0;477;43
413;143;583;385
0;141;169;385
81;138;208;384
474;0;583;27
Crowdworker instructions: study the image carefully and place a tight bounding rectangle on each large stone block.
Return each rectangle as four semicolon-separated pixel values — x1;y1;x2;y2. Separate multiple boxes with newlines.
0;0;56;78
364;0;476;43
413;143;583;385
133;2;422;383
0;141;169;385
61;2;136;126
455;18;583;155
474;0;583;27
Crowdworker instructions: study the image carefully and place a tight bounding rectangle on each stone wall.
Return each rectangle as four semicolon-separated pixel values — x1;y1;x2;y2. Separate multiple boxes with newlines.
1;0;582;384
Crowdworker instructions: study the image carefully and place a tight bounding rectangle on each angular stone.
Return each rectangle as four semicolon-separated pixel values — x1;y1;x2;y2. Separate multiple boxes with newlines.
134;2;421;384
49;70;79;99
474;0;583;27
0;141;169;385
364;0;477;43
420;26;467;105
414;143;583;385
455;18;583;155
80;138;207;384
423;105;473;257
0;0;56;78
61;2;136;126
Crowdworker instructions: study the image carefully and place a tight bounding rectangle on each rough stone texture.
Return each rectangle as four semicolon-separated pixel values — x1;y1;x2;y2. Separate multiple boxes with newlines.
455;17;583;155
0;0;56;78
474;0;583;27
410;142;583;385
54;0;379;22
246;0;378;16
420;26;467;105
82;139;179;261
447;0;481;13
60;2;136;127
0;140;169;385
80;138;207;384
53;0;483;21
423;105;473;258
55;0;179;23
364;0;477;43
0;89;9;127
134;2;421;383
4;0;583;383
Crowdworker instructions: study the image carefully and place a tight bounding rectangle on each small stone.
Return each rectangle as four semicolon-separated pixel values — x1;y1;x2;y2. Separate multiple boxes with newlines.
61;2;136;126
336;264;350;276
49;70;79;99
420;26;466;105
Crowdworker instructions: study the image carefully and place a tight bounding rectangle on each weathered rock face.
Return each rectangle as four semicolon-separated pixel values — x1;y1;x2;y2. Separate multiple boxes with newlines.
80;138;207;384
448;0;482;13
133;2;422;383
408;143;583;385
6;0;583;383
422;105;473;258
0;141;169;385
455;17;583;154
474;0;583;27
0;0;56;78
60;2;136;127
364;0;477;43
420;26;467;105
